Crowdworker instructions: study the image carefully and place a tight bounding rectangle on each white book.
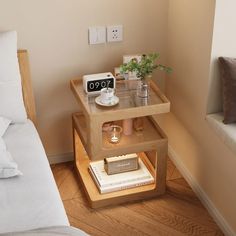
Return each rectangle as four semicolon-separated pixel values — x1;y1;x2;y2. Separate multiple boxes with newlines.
89;158;154;189
89;166;154;194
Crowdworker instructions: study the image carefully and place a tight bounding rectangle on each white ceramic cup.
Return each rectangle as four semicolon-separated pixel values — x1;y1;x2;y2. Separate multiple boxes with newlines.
100;88;115;104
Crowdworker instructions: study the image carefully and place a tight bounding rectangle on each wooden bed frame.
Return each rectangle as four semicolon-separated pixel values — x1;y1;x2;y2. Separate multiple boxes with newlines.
17;50;36;125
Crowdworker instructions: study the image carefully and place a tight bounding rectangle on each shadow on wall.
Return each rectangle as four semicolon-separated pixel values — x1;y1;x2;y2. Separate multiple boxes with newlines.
36;79;78;155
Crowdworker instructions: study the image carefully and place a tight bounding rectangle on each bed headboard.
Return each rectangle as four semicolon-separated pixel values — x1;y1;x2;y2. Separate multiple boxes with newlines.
17;50;37;125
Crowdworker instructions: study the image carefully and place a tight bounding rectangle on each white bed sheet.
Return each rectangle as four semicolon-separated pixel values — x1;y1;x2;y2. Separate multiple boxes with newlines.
0;120;69;234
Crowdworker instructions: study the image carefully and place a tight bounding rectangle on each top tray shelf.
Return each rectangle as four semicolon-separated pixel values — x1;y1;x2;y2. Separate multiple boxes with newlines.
70;79;170;121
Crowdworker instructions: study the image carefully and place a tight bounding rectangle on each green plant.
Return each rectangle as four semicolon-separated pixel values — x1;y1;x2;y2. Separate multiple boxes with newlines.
120;53;172;81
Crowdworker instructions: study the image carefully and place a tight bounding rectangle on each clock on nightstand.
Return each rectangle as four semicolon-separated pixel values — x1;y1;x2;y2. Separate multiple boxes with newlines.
83;72;116;95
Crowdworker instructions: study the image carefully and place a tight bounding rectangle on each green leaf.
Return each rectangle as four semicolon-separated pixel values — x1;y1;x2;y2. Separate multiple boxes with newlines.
119;52;172;80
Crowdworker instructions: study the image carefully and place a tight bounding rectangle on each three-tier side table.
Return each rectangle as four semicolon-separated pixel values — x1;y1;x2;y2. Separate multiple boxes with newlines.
70;79;170;208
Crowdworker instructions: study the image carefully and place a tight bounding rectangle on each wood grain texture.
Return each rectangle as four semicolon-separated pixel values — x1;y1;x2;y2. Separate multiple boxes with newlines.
70;79;170;160
71;79;169;207
51;160;224;236
17;50;37;125
72;118;168;208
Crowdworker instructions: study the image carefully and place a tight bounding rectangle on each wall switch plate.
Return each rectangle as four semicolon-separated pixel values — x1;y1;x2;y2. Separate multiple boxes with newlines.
107;25;123;42
89;26;106;44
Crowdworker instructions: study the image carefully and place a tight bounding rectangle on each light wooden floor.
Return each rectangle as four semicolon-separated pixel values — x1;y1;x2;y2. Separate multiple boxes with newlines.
51;158;224;236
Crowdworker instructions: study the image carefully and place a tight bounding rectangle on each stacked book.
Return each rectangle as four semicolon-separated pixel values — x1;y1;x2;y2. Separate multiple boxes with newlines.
89;157;154;194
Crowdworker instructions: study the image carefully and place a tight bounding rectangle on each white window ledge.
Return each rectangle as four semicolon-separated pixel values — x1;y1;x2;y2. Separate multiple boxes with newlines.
206;113;236;154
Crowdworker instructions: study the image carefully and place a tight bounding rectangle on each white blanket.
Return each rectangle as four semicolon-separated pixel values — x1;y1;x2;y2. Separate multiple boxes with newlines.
0;120;69;233
0;116;22;178
1;226;88;236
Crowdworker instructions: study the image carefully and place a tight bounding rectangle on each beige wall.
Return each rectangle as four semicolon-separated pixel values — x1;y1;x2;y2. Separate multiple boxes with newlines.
0;0;168;157
167;0;236;233
207;0;236;114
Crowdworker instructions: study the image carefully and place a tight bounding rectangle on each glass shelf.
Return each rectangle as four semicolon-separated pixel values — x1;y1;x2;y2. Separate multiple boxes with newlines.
73;113;166;159
71;79;170;119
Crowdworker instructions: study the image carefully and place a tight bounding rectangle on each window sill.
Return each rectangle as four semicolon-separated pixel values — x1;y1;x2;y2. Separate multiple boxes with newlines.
206;113;236;154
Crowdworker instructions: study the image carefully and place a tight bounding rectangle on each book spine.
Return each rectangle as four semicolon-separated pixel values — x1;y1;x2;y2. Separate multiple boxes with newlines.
90;164;152;188
89;166;154;194
100;179;154;194
90;159;152;188
88;167;102;192
100;175;152;188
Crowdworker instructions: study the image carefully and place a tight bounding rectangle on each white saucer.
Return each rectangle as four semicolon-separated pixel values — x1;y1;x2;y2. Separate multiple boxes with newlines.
95;95;119;107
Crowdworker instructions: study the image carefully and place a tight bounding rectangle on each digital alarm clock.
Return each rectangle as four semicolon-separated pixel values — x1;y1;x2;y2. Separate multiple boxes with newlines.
83;72;116;95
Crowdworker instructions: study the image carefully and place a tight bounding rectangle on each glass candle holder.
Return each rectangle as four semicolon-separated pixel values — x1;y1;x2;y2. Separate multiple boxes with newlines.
107;125;122;144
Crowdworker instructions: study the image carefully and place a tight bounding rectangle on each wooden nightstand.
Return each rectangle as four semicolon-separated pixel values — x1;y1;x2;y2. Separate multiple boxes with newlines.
70;79;170;208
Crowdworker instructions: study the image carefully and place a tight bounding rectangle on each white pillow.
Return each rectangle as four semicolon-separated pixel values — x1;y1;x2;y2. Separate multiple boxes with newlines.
0;116;11;137
0;31;27;123
0;116;22;178
0;149;22;178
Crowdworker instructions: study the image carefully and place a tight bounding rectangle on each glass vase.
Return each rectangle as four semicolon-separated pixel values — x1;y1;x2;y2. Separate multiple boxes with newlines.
136;79;150;98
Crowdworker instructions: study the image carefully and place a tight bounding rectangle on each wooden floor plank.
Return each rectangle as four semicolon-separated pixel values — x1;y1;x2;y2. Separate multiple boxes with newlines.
97;203;183;236
64;199;150;236
51;159;223;236
126;200;215;236
51;162;73;188
170;166;183;180
143;193;219;229
171;178;192;189
67;214;109;236
166;179;200;205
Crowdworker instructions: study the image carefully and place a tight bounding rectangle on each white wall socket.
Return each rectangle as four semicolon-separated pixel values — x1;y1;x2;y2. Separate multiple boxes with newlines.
89;26;106;44
107;25;123;42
